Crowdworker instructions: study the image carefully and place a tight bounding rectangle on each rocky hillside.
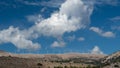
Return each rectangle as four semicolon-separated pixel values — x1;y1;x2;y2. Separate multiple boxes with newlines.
101;51;120;68
0;50;120;68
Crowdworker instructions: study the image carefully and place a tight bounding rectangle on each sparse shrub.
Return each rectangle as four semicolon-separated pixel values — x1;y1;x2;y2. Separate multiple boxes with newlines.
92;65;101;68
64;65;68;68
86;65;91;68
37;63;43;66
79;66;82;68
8;55;12;57
114;64;119;67
70;66;78;68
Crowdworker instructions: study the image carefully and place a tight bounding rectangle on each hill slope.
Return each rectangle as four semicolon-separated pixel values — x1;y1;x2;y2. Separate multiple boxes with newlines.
0;51;120;68
101;51;120;68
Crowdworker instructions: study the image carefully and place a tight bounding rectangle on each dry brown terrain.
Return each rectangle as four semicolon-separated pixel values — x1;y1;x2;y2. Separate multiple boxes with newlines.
0;50;120;68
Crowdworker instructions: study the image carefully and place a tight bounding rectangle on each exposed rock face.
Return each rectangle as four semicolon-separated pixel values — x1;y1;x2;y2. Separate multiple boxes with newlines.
101;51;120;68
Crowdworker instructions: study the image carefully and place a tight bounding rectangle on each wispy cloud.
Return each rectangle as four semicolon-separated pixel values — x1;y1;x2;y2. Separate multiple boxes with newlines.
40;0;65;8
1;0;119;10
110;16;120;22
111;26;120;31
78;37;85;41
90;27;115;38
80;0;120;6
40;7;47;12
26;15;43;23
0;0;64;9
21;1;39;6
67;35;76;41
95;0;120;6
18;0;65;8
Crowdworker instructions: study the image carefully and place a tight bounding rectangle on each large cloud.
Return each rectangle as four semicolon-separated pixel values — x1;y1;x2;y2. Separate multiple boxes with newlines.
0;0;93;49
30;0;93;47
31;0;93;37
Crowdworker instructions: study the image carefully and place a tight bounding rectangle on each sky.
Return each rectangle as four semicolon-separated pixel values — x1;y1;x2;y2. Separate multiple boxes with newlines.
0;0;120;54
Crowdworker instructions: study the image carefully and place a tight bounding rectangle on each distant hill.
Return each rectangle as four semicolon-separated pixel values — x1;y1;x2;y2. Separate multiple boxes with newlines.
0;50;120;68
0;50;11;56
0;50;8;53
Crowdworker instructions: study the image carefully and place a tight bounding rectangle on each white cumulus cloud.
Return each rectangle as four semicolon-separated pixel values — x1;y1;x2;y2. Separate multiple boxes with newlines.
30;0;93;38
91;46;104;54
0;0;94;49
51;41;65;48
0;26;40;50
90;27;115;38
26;0;93;47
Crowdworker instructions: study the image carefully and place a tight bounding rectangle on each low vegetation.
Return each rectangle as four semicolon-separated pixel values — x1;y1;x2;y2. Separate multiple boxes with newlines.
0;51;119;68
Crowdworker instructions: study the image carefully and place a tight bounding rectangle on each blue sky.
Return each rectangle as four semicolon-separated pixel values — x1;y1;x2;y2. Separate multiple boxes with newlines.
0;0;120;54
